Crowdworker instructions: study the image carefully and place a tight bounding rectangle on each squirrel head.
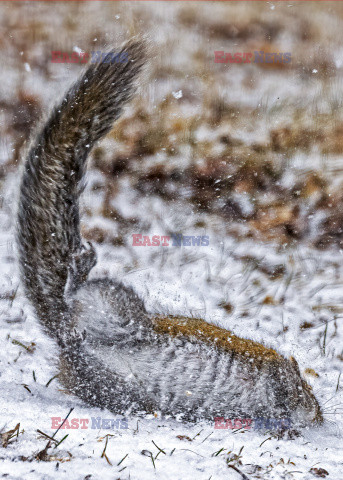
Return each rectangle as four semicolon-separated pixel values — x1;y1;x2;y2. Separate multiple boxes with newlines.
289;356;323;426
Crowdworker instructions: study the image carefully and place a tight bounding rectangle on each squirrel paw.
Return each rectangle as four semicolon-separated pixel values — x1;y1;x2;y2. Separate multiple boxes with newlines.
57;327;87;349
70;242;97;290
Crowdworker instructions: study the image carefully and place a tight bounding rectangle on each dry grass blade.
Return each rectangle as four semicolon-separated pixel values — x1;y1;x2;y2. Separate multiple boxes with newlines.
101;436;112;465
1;423;21;448
228;464;250;480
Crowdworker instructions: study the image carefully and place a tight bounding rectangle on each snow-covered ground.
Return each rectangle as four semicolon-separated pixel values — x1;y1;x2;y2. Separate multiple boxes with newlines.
0;2;342;479
0;165;342;479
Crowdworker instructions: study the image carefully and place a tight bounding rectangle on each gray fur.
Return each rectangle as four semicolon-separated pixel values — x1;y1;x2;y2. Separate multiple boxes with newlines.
16;39;322;426
66;280;321;424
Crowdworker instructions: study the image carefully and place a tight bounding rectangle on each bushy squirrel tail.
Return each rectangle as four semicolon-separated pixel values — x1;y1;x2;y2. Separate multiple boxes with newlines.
17;39;146;334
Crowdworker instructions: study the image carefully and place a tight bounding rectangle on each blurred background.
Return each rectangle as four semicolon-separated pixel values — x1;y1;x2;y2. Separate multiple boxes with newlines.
2;1;343;249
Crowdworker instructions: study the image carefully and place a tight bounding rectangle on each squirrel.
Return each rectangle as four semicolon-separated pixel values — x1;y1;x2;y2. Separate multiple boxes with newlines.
16;38;322;426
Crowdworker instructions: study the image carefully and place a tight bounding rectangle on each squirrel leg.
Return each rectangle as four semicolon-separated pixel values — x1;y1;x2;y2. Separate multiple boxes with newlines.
57;244;95;347
69;241;97;291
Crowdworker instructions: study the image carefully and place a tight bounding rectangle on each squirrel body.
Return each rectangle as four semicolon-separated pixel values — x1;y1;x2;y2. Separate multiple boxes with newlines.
17;39;322;426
